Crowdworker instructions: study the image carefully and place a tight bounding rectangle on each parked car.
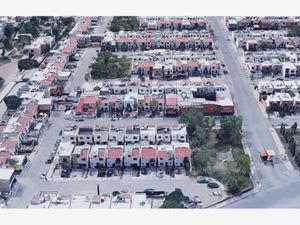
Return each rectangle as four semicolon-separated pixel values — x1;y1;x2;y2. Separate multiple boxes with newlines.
39;172;47;179
144;188;155;193
75;118;84;122
61;169;70;178
106;169;113;177
197;177;210;184
207;182;219;189
141;168;147;175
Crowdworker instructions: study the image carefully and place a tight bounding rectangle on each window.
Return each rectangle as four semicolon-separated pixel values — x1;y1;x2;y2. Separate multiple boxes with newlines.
181;136;184;139
80;137;83;139
70;137;74;140
133;158;137;160
87;137;90;139
144;136;148;139
133;136;138;139
160;158;163;160
97;136;100;138
82;158;86;161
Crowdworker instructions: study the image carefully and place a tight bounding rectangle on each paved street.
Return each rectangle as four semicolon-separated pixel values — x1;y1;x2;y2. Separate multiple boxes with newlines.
65;16;113;90
208;16;300;208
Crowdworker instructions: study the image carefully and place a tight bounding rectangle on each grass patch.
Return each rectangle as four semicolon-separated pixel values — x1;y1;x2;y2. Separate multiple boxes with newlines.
192;130;252;194
0;56;11;66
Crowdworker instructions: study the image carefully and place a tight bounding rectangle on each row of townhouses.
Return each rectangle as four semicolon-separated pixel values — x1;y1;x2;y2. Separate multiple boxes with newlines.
139;16;207;31
236;36;300;52
101;31;213;51
75;78;234;117
244;51;300;78
62;124;187;146
225;16;300;31
58;141;191;169
131;59;221;77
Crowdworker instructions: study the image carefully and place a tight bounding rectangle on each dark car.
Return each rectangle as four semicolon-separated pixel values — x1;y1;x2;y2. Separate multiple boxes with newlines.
141;168;147;175
46;155;54;164
207;182;219;189
276;77;284;81
144;188;155;193
223;69;228;74
221;64;225;67
106;169;113;177
61;169;70;178
197;177;210;184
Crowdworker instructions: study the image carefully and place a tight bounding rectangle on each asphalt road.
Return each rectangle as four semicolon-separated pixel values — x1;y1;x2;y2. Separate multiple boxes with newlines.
65;16;113;90
208;17;300;208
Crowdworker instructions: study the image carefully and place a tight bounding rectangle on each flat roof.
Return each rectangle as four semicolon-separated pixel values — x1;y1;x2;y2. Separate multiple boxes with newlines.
70;194;91;208
131;193;151;209
0;168;14;180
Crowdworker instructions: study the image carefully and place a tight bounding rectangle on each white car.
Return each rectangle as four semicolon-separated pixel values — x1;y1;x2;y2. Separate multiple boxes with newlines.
39;173;47;179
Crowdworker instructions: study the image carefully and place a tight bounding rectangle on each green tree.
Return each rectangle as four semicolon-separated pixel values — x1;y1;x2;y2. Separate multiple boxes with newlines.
0;76;4;87
178;109;208;137
218;116;242;145
191;126;208;147
295;152;300;168
90;52;130;79
112;191;120;196
149;99;158;115
93;86;101;91
30;17;39;26
4;95;23;110
18;58;39;71
225;172;251;195
288;25;300;37
235;154;250;175
110;17;139;32
160;189;188;208
290;122;298;135
3;38;13;50
288;137;296;156
4;24;15;38
193;151;210;175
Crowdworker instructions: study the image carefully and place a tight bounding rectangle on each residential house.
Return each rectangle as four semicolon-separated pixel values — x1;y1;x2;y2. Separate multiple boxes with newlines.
75;96;97;118
77;126;94;145
125;125;140;144
156;125;172;144
165;93;179;116
109;125;125;145
89;145;107;168
140;146;157;167
171;124;187;143
157;145;174;167
58;142;75;168
140;125;156;145
72;144;91;168
93;125;109;145
124;145;140;167
106;146;123;167
173;142;191;167
62;125;78;145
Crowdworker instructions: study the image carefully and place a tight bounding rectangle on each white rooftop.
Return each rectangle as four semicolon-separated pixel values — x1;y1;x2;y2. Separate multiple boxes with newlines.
70;194;91;208
0;168;14;180
131;193;151;209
